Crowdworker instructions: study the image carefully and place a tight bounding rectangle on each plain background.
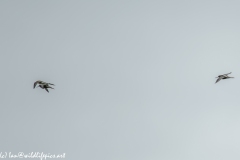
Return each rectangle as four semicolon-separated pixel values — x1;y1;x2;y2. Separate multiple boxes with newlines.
1;0;240;160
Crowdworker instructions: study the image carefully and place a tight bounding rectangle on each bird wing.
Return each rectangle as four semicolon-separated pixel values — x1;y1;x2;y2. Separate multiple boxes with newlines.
40;81;48;85
33;81;40;88
215;77;223;83
47;86;54;89
224;72;231;75
45;88;49;93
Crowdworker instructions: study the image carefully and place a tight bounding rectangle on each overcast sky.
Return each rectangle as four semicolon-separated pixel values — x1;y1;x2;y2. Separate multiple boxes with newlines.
1;0;240;160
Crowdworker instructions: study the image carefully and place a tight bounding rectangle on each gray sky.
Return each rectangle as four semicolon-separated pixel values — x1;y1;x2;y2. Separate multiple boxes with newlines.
1;0;240;160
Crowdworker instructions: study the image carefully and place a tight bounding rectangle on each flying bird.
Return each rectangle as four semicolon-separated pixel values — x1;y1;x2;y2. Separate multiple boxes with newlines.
215;72;234;83
37;84;54;93
33;80;55;92
33;80;54;89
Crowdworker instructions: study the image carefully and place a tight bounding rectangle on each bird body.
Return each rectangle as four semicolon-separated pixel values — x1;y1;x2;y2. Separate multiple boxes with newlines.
38;84;54;93
215;72;234;83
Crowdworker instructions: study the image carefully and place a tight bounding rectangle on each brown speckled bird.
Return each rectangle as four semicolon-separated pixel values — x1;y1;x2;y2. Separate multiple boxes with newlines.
215;72;234;84
33;80;55;92
33;80;54;88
